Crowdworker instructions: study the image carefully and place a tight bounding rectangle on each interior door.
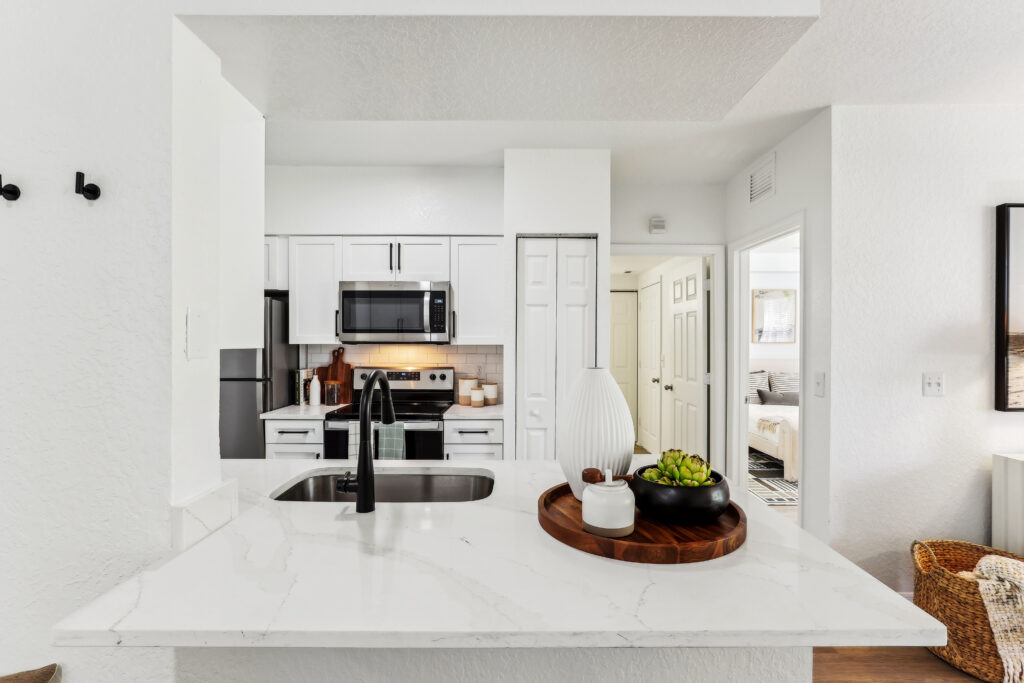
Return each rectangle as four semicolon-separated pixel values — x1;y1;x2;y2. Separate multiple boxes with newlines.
516;238;558;460
663;258;707;457
555;238;598;444
396;236;451;281
637;281;661;454
341;236;396;281
609;292;638;435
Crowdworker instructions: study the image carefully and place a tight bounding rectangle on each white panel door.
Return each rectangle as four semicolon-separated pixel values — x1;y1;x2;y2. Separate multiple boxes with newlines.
396;236;450;281
341;236;396;281
450;236;504;345
637;281;661;454
663;258;707;457
555;238;597;450
610;292;638;435
516;238;558;460
288;236;344;344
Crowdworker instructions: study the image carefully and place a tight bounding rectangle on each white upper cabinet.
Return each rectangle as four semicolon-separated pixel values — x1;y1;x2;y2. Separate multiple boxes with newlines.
450;236;503;345
264;236;288;290
340;236;450;282
288;236;343;344
341;236;397;281
396;236;450;282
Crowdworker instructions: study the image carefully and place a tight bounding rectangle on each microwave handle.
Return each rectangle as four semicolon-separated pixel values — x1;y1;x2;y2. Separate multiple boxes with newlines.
335;309;339;338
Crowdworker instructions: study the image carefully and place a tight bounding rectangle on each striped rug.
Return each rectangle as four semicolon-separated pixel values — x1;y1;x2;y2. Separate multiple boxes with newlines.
747;473;799;506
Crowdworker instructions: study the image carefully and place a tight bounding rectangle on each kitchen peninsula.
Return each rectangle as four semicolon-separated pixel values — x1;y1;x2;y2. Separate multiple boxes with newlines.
54;457;944;682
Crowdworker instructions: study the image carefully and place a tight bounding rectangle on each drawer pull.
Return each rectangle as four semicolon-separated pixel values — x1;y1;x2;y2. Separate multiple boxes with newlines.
277;429;312;434
457;429;491;434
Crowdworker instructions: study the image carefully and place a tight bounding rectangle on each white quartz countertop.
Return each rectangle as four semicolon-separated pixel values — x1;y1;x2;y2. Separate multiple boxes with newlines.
54;458;944;649
259;404;344;420
443;404;505;419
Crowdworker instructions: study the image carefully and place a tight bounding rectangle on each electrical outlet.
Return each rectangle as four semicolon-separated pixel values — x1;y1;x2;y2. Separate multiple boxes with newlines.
922;372;945;397
813;372;826;398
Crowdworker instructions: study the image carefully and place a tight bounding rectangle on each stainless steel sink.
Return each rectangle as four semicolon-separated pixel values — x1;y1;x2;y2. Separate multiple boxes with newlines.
272;468;494;503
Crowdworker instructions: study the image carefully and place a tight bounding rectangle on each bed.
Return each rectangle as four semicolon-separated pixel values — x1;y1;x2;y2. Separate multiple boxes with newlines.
748;403;800;482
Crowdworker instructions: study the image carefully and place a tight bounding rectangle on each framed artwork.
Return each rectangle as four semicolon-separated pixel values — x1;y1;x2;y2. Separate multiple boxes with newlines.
751;289;796;344
673;278;683;303
686;274;698;301
996;204;1024;410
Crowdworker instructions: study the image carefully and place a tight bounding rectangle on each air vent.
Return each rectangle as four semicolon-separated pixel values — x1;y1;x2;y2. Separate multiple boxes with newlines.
748;153;776;205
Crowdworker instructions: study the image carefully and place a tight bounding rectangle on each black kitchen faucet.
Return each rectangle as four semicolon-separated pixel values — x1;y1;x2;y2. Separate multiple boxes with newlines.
337;369;396;513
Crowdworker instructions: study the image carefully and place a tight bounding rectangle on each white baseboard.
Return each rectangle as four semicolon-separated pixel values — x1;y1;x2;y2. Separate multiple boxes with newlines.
172;479;239;551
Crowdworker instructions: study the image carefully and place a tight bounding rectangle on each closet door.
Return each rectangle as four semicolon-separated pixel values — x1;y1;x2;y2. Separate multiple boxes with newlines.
516;239;558;460
555;238;598;443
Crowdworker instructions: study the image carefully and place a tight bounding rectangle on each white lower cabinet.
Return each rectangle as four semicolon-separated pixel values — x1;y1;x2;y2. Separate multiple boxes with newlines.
445;444;503;461
265;443;324;460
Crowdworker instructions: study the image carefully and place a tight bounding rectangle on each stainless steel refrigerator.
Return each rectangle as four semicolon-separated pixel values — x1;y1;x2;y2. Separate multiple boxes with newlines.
220;296;299;459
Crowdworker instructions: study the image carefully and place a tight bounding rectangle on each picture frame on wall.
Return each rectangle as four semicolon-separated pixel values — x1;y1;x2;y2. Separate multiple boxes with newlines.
996;203;1024;410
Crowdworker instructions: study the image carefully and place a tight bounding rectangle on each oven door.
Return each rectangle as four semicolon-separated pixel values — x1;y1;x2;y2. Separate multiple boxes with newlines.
338;281;450;344
324;420;444;460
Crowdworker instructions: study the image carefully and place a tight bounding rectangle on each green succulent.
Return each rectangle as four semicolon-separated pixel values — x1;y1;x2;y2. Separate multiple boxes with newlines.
641;450;715;487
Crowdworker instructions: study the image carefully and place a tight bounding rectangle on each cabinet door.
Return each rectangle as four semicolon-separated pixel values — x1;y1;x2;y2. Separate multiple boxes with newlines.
341;236;396;281
396;236;450;281
266;443;323;460
264;236;289;290
288;236;344;344
445;444;503;461
450;237;503;345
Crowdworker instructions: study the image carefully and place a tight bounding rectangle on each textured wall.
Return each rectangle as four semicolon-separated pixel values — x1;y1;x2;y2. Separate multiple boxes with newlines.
830;105;1024;591
612;182;726;245
0;2;174;680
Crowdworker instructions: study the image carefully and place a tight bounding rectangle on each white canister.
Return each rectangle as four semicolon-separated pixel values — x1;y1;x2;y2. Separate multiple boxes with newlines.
482;382;499;406
581;469;635;538
458;376;478;406
470;387;485;407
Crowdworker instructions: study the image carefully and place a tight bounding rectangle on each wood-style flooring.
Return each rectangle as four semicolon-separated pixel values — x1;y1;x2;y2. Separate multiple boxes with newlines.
814;647;975;682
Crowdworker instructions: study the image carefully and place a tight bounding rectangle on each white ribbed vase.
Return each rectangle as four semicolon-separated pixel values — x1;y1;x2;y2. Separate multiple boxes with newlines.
557;367;636;500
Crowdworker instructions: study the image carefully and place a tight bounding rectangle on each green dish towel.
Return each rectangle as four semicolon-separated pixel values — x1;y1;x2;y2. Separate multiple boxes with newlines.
376;421;406;460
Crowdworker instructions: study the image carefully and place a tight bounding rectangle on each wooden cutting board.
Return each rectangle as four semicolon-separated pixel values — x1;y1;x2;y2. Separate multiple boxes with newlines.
537;482;746;564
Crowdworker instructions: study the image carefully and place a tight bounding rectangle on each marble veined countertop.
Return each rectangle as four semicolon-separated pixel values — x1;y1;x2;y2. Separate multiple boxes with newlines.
53;457;944;649
259;404;344;420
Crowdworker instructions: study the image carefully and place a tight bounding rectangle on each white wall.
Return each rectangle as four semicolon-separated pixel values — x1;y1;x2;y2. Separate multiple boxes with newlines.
725;110;831;541
749;250;800;362
219;79;265;349
265;165;503;236
0;3;174;680
171;20;225;505
831;105;1024;591
612;182;726;244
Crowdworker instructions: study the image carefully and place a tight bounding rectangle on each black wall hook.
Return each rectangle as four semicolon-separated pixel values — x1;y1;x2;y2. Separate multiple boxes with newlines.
0;174;20;201
75;172;100;200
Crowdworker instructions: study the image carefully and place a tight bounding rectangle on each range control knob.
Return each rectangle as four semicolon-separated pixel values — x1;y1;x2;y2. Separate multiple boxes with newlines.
429;373;437;381
439;373;447;381
360;373;368;381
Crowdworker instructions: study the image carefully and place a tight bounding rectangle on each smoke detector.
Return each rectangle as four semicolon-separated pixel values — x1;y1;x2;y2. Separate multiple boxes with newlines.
649;216;666;234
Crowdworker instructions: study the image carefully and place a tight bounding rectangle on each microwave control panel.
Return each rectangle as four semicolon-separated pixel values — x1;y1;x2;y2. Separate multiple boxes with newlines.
429;291;447;333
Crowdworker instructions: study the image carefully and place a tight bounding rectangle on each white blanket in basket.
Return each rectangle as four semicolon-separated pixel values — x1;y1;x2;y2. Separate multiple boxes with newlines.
975;554;1024;683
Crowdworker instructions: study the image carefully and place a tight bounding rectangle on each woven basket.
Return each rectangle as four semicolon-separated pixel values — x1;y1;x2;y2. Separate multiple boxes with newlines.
912;539;1024;682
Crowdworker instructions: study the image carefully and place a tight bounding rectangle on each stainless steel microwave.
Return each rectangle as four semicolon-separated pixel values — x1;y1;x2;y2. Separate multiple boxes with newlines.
337;281;451;344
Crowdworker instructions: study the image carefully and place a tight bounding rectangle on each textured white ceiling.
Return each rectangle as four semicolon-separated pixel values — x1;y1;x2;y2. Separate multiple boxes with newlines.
182;15;814;120
730;0;1024;118
265;113;819;184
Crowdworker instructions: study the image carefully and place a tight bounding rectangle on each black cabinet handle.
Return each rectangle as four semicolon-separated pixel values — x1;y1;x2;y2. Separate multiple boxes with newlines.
335;310;339;337
451;310;457;339
398;243;402;271
389;243;394;271
278;429;312;434
457;429;491;434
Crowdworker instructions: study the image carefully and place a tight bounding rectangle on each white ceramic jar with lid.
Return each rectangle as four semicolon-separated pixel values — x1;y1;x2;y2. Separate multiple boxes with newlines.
581;469;636;538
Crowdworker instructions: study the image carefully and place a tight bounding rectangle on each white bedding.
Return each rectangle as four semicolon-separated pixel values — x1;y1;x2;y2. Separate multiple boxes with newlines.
748;403;800;482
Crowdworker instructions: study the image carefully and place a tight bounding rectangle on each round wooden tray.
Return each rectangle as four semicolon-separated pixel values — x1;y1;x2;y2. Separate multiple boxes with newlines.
537;482;746;564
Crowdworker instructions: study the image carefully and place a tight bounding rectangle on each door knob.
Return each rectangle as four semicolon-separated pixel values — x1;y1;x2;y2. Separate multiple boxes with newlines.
664;384;674;391
651;377;660;383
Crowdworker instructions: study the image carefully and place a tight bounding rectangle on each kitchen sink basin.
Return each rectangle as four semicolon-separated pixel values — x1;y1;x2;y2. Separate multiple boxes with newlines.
272;468;494;503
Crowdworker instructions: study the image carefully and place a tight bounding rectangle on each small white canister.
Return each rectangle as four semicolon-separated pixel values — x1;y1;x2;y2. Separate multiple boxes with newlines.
470;387;485;407
581;469;635;538
458;376;478;406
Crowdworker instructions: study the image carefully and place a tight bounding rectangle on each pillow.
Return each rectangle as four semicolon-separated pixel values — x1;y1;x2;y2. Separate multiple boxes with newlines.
757;389;799;406
769;371;800;393
747;371;770;404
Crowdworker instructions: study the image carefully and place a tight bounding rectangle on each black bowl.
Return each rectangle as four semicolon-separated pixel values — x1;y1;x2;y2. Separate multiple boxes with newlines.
629;465;731;526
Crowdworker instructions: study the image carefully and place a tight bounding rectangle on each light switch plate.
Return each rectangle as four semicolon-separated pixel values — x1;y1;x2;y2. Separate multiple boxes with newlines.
922;372;945;397
813;372;826;398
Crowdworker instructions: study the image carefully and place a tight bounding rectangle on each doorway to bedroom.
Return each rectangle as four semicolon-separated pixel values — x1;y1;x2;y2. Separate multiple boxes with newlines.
743;231;801;523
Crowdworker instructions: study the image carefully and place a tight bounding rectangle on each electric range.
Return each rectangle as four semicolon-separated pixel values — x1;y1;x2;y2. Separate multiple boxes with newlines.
323;367;454;460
